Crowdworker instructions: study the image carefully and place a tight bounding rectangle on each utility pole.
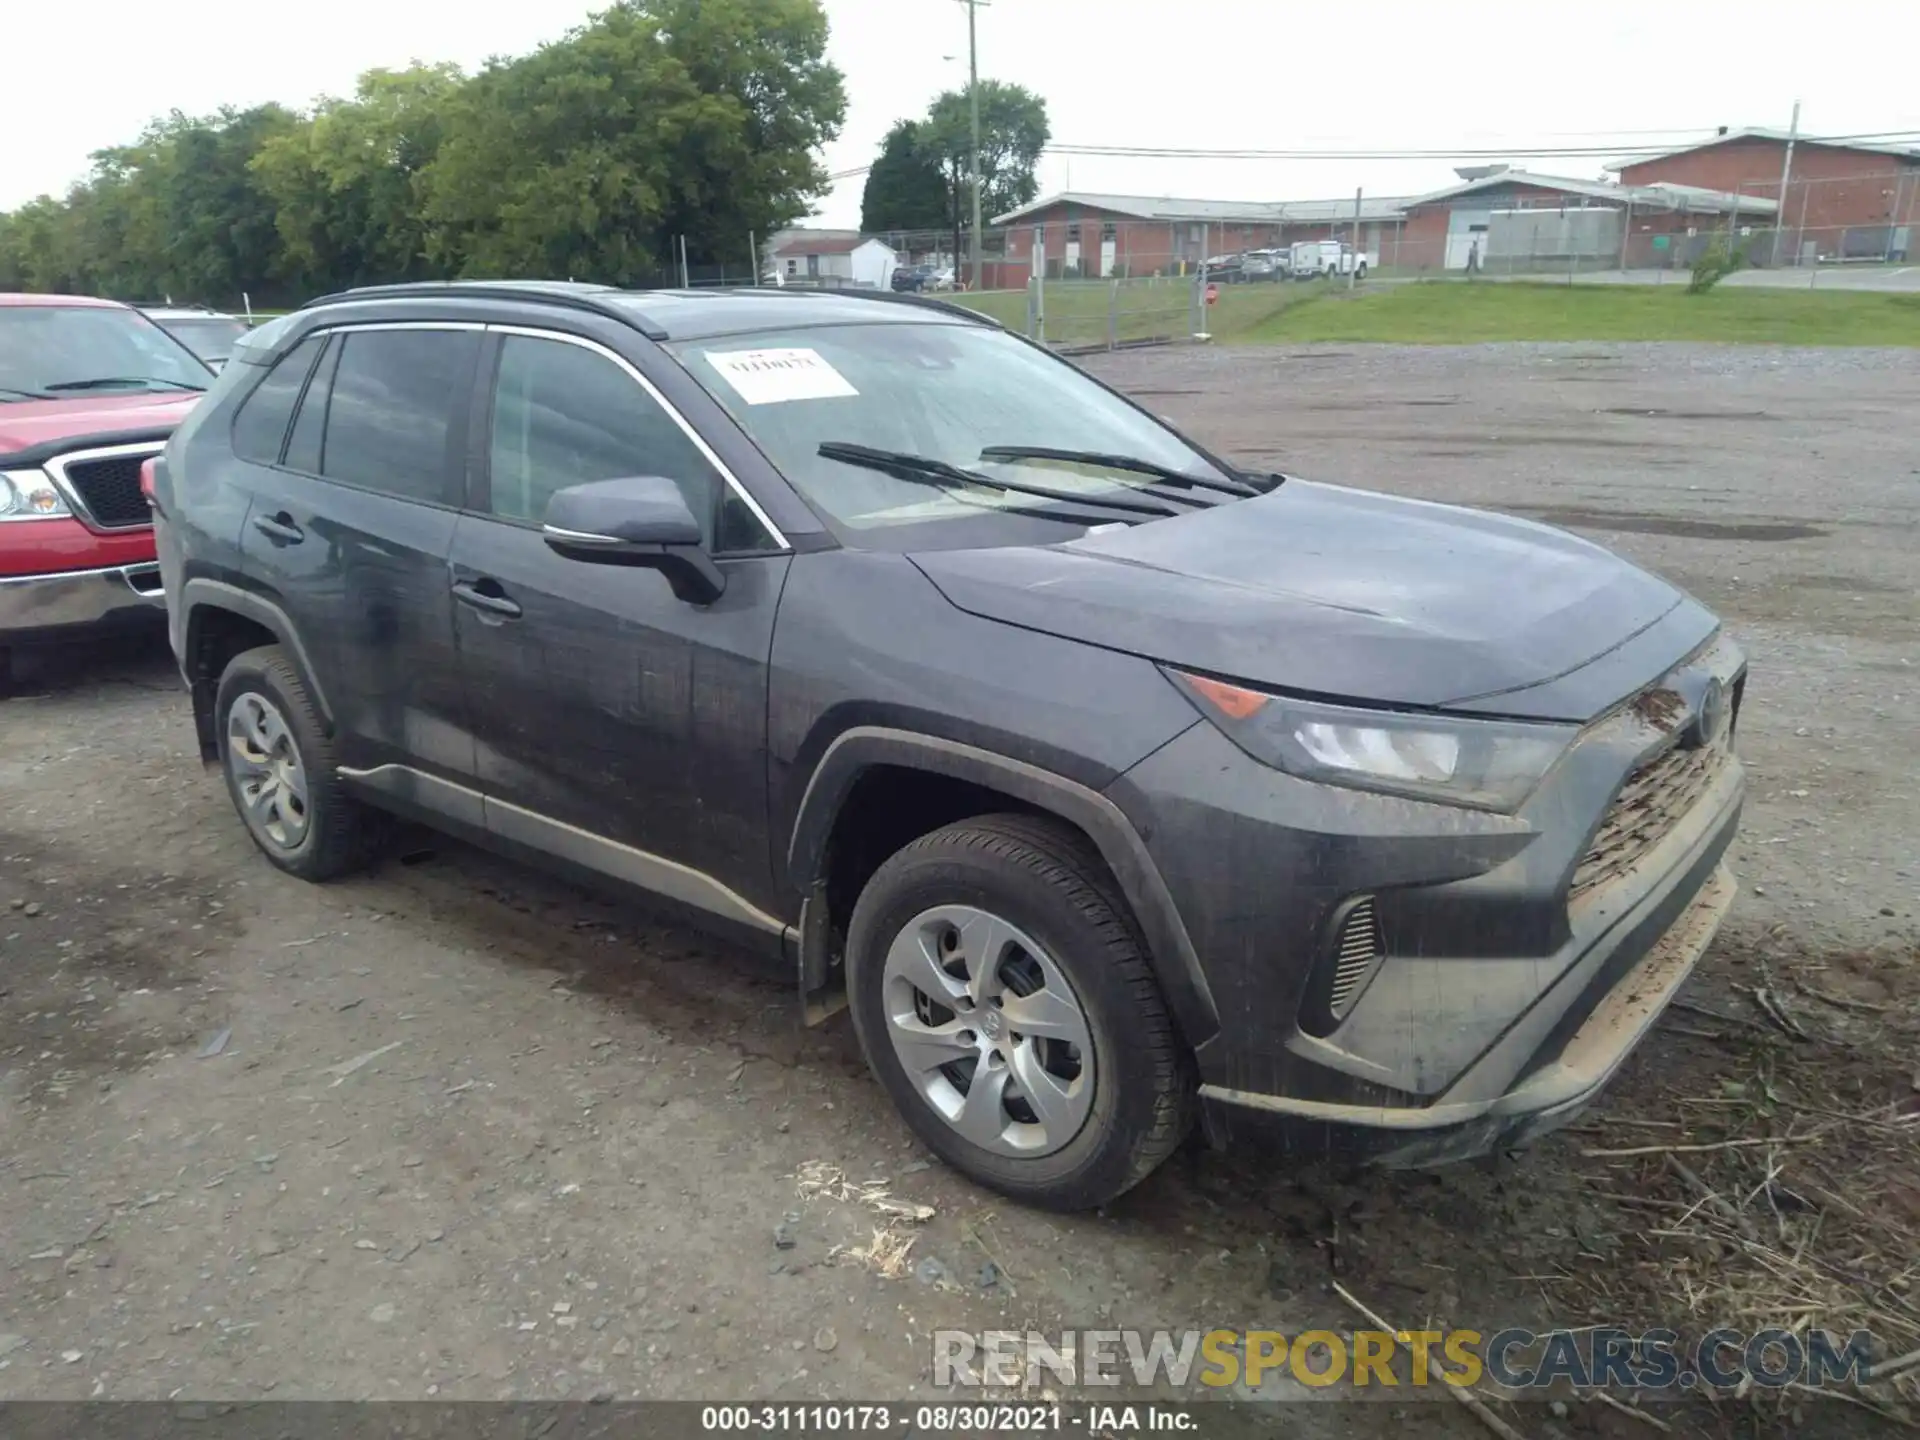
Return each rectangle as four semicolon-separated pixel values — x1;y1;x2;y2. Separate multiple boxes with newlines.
1348;188;1362;290
1771;100;1800;267
957;0;989;291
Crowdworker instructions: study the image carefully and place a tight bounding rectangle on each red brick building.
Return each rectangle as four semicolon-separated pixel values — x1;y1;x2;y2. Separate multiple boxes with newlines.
990;192;1412;280
1395;169;1778;272
1612;129;1919;261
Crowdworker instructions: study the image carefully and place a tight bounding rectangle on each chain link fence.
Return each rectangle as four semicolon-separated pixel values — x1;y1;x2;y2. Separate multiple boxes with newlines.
1730;170;1917;270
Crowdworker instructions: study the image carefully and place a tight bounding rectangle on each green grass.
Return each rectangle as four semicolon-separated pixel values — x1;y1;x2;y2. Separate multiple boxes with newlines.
1237;281;1920;346
954;279;1312;345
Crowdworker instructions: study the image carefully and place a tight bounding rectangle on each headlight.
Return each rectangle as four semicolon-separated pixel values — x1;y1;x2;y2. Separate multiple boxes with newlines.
0;468;72;522
1168;669;1576;812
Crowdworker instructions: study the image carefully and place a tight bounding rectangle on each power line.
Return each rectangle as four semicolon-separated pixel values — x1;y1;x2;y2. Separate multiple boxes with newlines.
825;125;1920;190
1042;129;1920;162
825;127;1920;188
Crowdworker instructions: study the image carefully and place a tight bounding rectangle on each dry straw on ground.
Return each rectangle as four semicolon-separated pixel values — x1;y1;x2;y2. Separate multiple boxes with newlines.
1560;942;1920;1425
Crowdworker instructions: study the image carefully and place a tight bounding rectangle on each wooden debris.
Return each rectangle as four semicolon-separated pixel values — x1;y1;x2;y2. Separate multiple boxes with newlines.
1331;1281;1530;1440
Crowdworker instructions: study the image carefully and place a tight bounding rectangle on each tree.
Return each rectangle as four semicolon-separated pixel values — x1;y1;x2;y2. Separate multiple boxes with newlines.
131;106;302;299
0;0;846;298
860;120;946;235
421;0;845;281
921;82;1049;267
252;64;464;294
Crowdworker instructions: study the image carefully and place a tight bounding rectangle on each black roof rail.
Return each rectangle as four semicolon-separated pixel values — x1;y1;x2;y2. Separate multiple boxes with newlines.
293;278;995;341
296;280;670;340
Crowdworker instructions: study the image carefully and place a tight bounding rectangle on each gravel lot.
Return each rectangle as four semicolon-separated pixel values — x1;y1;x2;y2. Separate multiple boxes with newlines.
3;342;1915;1430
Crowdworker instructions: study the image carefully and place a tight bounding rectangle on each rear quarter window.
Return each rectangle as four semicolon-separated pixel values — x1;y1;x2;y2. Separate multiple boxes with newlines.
230;335;327;465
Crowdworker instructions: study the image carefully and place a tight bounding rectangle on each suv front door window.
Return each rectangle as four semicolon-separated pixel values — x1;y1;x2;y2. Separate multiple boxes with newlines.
450;331;789;913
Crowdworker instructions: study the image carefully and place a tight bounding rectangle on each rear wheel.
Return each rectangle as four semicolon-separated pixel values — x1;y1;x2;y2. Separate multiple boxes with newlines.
846;814;1193;1210
215;645;384;881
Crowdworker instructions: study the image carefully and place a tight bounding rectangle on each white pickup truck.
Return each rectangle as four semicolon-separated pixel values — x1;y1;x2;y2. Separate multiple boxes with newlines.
1289;239;1368;280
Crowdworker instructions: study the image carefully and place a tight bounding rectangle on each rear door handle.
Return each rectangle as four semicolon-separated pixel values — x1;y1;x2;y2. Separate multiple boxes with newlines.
451;580;523;620
252;512;304;544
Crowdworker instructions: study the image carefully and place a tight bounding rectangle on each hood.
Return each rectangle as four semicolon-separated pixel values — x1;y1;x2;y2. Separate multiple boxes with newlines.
0;393;200;458
910;479;1710;722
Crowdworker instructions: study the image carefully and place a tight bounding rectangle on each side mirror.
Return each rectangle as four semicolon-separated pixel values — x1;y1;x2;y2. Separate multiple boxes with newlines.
542;476;725;605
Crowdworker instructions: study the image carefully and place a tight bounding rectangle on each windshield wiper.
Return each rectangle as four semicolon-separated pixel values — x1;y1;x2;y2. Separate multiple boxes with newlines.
43;376;206;393
979;445;1267;498
0;386;57;401
818;441;1186;520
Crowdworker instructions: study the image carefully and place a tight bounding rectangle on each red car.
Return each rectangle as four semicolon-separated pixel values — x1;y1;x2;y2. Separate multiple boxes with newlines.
1;293;211;686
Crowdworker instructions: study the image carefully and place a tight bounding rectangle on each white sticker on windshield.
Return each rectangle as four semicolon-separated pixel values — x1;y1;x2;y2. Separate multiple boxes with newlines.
705;347;858;405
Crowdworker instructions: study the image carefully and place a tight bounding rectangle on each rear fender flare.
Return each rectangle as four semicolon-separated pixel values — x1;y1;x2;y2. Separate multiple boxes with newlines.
179;579;332;755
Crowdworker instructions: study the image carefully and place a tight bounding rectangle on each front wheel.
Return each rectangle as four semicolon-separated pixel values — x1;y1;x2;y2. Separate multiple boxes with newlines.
846;814;1194;1210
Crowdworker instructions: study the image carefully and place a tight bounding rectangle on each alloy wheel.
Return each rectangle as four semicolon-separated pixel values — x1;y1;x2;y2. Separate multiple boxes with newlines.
226;691;310;851
880;904;1095;1158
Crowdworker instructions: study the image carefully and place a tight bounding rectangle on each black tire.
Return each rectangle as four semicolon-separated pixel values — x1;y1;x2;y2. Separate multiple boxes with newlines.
0;645;49;695
215;644;383;881
846;813;1194;1211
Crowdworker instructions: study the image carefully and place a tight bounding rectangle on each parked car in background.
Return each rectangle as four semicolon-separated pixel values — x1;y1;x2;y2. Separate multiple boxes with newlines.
891;264;936;293
926;266;957;292
158;280;1744;1212
141;305;250;370
1240;249;1287;281
1290;239;1368;281
1;293;210;686
1202;253;1247;284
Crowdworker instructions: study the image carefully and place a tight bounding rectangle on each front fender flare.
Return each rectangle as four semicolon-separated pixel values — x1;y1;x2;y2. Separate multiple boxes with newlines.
788;726;1221;1054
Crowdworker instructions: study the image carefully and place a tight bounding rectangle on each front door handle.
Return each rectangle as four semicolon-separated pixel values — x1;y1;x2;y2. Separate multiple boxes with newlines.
451;580;523;620
252;512;304;545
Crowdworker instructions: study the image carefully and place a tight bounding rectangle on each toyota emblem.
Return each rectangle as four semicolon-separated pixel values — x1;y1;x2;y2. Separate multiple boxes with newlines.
1694;677;1729;748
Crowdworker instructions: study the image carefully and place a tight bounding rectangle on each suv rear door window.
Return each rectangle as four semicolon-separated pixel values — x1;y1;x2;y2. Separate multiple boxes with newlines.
231;335;326;465
317;329;479;504
484;333;770;550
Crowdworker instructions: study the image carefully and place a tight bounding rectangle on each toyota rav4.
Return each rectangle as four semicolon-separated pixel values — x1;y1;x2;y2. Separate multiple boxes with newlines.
153;281;1745;1211
1;292;211;685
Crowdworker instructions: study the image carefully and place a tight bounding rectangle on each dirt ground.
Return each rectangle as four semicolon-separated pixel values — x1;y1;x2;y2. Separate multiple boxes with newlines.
3;342;1916;1435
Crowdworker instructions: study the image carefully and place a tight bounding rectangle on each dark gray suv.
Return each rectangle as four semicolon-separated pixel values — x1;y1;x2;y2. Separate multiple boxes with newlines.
152;281;1745;1210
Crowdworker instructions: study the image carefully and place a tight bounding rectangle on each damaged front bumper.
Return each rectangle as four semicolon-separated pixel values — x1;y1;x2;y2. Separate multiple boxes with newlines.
1199;781;1741;1167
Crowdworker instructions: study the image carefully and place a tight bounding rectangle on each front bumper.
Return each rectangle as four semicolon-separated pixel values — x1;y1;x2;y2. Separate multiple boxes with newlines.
1112;630;1747;1167
0;562;168;643
1200;855;1736;1165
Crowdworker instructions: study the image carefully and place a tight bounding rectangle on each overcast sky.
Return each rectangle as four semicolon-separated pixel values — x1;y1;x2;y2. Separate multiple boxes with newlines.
5;0;1916;224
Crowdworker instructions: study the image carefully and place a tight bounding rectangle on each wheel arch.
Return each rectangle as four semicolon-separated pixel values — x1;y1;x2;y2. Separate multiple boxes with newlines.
180;579;332;763
788;726;1220;1053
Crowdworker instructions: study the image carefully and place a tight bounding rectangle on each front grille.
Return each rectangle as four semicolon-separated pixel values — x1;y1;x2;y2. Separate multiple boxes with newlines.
62;454;154;528
1327;897;1381;1020
1571;742;1726;901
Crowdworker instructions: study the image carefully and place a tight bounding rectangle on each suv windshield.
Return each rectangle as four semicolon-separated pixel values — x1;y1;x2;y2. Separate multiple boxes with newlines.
0;304;213;400
668;321;1233;539
153;315;249;365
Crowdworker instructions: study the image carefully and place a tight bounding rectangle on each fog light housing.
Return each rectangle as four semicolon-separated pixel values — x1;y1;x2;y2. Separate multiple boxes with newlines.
1301;895;1383;1038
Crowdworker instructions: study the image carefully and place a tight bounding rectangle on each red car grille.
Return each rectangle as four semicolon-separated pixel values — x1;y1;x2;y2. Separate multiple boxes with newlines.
63;454;154;528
